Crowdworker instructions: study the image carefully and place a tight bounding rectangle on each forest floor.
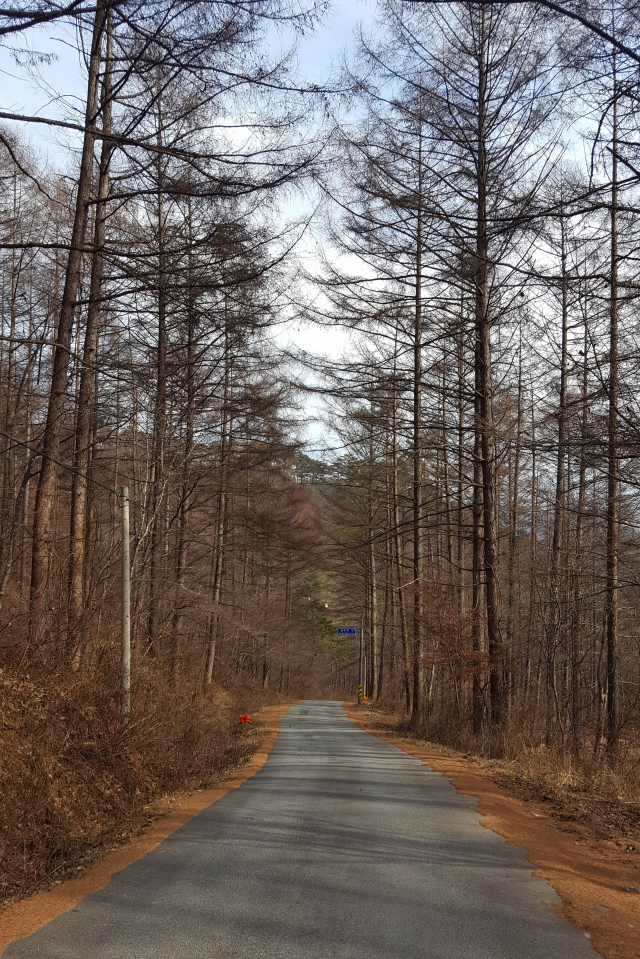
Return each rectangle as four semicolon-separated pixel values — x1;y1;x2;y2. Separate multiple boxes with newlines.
344;702;640;959
0;703;293;956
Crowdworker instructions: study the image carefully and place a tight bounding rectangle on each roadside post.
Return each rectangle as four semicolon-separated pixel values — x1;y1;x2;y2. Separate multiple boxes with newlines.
120;486;131;724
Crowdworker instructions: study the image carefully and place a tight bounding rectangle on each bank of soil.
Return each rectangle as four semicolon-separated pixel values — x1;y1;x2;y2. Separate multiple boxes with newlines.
344;703;640;959
0;704;293;956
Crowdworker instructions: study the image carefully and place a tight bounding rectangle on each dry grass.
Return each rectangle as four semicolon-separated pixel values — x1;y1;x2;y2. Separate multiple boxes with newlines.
500;745;640;804
0;656;277;904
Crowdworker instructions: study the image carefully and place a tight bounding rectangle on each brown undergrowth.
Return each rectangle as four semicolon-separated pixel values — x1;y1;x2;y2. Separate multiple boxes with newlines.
0;661;283;906
0;702;292;955
346;702;640;959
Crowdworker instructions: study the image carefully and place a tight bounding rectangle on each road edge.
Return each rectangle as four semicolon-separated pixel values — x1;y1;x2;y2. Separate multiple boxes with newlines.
343;702;640;959
0;703;294;954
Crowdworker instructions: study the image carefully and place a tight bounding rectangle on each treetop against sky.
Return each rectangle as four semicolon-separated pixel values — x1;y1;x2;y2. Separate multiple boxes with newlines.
0;1;367;161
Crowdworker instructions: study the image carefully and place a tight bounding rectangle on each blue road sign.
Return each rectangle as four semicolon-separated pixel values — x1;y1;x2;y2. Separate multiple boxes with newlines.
337;627;357;636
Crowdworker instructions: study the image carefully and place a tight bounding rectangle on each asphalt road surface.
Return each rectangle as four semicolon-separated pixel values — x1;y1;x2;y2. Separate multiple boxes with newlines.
5;701;600;959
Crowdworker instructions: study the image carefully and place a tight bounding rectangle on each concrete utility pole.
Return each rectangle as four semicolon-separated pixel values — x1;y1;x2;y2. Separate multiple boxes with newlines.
120;486;131;723
358;616;364;704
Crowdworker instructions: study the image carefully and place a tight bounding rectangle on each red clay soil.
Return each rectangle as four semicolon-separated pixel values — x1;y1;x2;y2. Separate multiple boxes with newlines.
344;702;640;959
0;704;293;956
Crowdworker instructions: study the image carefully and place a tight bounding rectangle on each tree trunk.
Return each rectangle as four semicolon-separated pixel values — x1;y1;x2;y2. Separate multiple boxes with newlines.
605;69;619;757
68;11;113;661
505;334;522;717
547;218;569;744
391;356;412;713
411;121;424;727
472;348;484;735
170;199;196;676
475;8;503;725
30;0;107;632
205;326;231;684
457;322;465;617
147;90;168;657
569;313;589;754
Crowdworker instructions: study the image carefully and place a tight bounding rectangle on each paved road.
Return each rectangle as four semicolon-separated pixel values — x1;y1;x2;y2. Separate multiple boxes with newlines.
6;701;600;959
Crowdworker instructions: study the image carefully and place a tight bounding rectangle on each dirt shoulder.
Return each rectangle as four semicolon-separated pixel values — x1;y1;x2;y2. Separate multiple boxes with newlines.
0;703;293;956
344;703;640;959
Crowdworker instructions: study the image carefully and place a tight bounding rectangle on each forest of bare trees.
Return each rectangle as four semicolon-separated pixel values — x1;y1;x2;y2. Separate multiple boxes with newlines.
303;0;640;760
0;0;345;702
1;0;640;784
